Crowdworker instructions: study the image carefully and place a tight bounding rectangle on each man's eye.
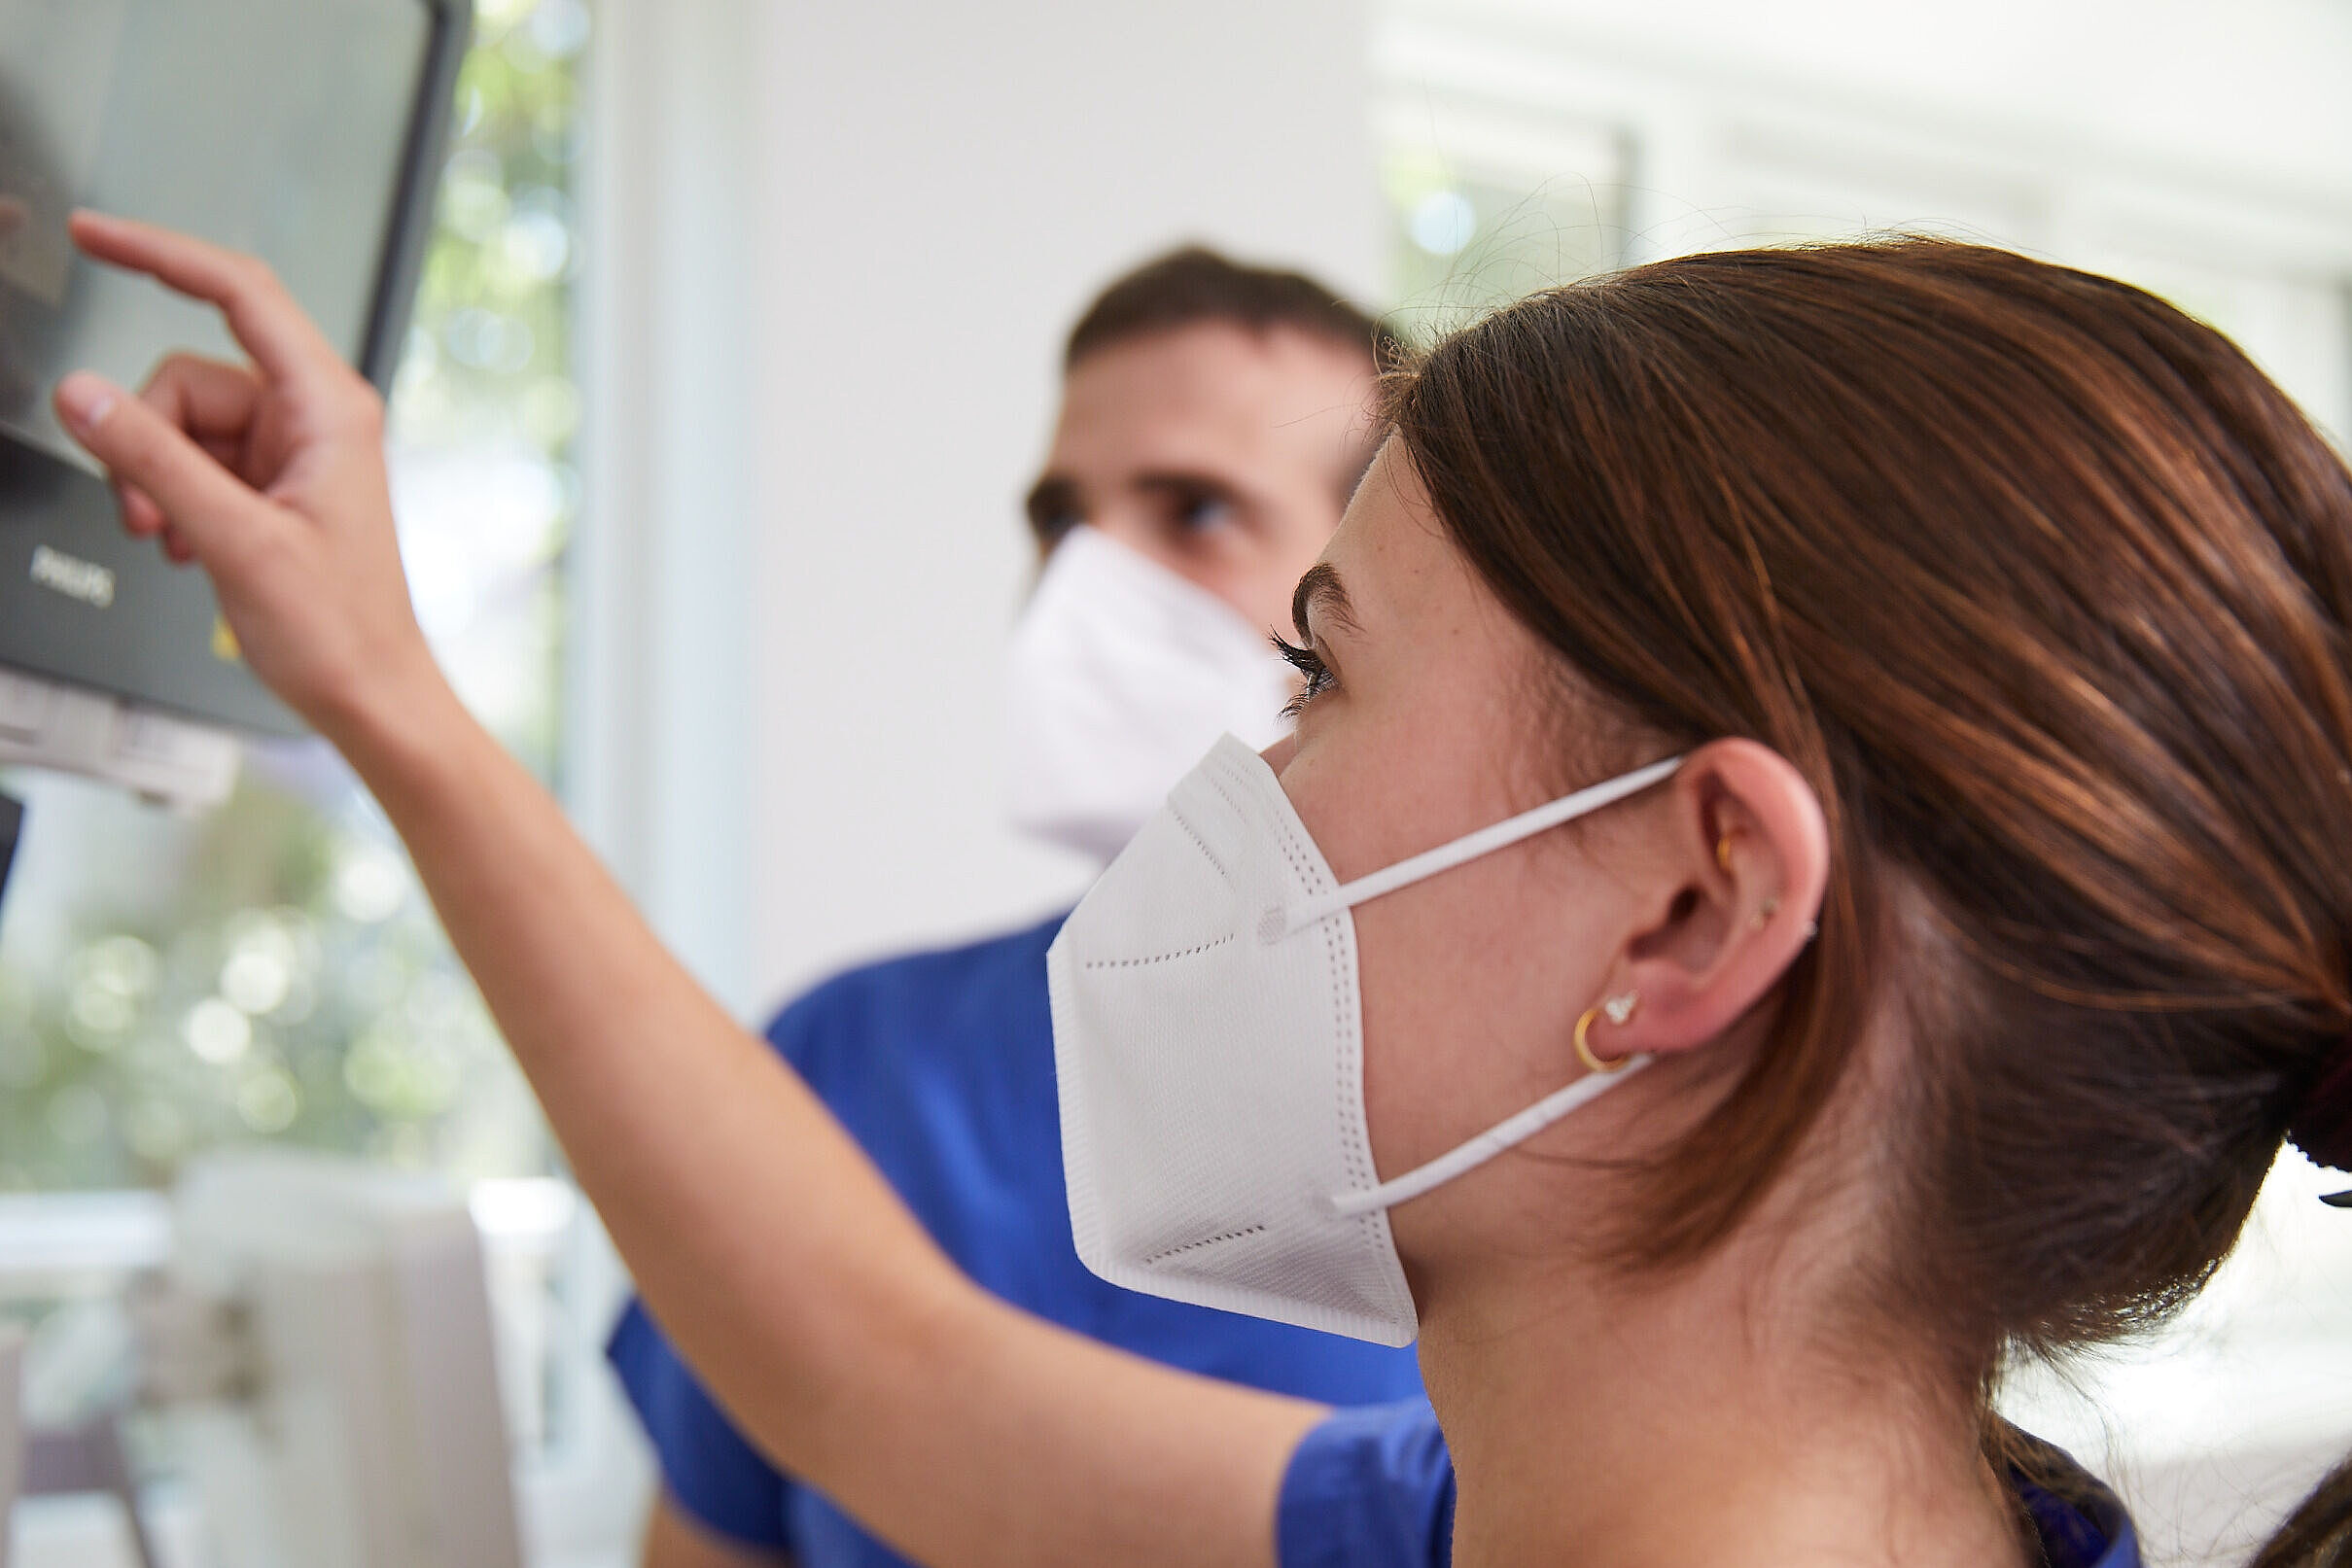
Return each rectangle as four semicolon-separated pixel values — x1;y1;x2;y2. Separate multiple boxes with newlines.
1176;492;1237;533
1272;634;1333;716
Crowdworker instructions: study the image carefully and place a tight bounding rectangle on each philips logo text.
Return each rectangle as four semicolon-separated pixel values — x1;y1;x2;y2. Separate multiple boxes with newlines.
29;545;115;610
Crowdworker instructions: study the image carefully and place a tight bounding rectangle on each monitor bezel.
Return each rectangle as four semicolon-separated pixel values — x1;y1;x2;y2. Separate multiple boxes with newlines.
361;0;474;395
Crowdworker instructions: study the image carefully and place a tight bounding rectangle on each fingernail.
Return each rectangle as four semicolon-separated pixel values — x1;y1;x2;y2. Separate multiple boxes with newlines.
56;371;119;433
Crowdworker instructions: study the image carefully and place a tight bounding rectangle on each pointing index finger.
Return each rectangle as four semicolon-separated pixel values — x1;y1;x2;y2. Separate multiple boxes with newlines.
69;210;346;389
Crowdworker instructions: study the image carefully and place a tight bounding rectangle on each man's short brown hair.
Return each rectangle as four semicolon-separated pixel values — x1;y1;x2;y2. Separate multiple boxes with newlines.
1064;245;1399;372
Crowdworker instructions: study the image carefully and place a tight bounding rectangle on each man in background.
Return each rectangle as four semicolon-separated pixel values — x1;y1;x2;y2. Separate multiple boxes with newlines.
610;248;1421;1568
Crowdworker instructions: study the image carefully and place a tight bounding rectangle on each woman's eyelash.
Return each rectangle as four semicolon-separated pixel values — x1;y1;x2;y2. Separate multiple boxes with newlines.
1272;634;1333;716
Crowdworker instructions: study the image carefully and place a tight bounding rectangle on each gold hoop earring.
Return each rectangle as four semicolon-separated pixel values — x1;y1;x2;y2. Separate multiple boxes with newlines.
1574;996;1637;1074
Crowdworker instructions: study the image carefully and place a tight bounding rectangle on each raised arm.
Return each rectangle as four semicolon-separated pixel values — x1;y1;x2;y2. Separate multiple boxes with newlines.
53;212;1327;1568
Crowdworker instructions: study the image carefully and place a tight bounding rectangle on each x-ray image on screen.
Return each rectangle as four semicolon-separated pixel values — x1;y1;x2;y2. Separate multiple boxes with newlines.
0;0;431;472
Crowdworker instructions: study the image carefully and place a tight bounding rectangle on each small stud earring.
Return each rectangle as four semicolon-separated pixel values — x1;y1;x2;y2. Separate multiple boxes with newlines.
1715;834;1737;874
1748;895;1781;932
1601;992;1638;1026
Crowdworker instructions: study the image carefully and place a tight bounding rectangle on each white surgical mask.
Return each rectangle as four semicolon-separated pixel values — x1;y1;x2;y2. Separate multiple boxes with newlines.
1004;527;1299;865
1049;734;1681;1345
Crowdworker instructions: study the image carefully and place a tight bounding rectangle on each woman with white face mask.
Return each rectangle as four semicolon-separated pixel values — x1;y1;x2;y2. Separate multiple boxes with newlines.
56;211;2352;1568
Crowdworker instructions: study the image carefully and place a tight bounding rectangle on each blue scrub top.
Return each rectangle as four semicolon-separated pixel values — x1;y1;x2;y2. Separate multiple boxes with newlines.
1279;1402;2143;1568
606;913;1426;1565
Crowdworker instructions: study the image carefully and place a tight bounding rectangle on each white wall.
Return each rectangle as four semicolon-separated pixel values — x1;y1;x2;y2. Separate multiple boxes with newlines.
742;1;1382;1009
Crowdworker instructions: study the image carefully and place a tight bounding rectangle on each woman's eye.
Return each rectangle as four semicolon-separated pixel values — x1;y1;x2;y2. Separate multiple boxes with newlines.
1272;634;1333;716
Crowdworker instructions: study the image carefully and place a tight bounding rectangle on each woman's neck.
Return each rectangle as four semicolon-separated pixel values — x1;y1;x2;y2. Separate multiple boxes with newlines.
1416;1250;2027;1568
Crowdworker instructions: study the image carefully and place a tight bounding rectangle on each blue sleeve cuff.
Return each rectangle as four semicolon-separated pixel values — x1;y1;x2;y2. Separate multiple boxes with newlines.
606;1298;794;1551
1277;1400;1455;1568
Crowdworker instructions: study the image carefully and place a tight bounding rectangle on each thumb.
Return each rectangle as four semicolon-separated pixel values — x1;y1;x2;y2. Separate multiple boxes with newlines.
55;370;276;559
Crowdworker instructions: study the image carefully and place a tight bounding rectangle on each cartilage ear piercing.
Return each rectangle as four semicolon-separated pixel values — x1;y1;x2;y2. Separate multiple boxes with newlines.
1715;834;1736;874
1749;896;1780;931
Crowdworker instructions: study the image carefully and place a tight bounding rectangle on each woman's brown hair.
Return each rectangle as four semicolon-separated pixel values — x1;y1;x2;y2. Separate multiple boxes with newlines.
1385;238;2352;1560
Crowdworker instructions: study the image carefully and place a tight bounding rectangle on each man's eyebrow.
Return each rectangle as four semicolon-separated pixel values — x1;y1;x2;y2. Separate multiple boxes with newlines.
1291;562;1356;644
1132;469;1248;509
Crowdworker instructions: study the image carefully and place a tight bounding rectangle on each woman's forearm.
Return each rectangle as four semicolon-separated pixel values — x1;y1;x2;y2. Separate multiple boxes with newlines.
333;673;960;1417
333;675;1324;1568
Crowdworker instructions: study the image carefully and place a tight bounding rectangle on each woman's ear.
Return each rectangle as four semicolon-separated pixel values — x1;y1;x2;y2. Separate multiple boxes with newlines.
1590;739;1828;1063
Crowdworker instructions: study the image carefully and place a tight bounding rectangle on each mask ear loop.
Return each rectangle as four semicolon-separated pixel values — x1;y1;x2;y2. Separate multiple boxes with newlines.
1327;1048;1653;1218
1269;755;1686;941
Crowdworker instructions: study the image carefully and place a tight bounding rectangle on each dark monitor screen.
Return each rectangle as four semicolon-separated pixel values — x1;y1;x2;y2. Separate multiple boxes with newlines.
0;0;470;737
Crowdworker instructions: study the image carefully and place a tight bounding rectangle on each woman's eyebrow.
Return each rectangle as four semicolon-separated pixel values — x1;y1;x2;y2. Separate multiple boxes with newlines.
1291;562;1358;644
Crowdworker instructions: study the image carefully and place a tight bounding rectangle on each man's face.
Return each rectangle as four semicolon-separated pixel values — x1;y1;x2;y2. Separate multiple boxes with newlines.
1026;322;1378;640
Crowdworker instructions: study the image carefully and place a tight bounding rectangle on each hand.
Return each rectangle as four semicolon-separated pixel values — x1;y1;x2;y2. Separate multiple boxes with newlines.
51;211;445;739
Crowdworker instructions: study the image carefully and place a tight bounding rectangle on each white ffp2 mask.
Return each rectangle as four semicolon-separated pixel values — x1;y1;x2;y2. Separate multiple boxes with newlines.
1049;734;1681;1346
1004;528;1300;865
